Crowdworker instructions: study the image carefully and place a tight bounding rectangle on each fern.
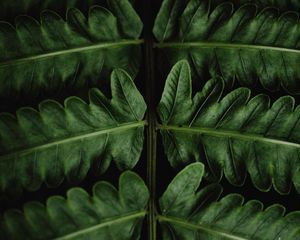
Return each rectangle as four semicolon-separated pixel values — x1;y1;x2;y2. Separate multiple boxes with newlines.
3;164;300;239
215;0;300;11
158;60;300;195
154;0;300;94
159;163;300;239
1;0;300;239
0;171;149;240
0;69;146;194
0;3;142;110
0;0;137;23
153;0;300;42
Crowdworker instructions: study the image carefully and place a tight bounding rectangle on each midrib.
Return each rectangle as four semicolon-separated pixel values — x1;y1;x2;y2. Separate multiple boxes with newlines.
158;124;300;148
0;40;144;67
154;41;300;54
53;211;147;240
158;215;248;240
0;121;145;159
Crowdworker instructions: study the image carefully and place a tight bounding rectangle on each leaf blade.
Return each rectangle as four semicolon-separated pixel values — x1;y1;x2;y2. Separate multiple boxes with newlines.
0;171;149;240
0;70;146;194
158;61;300;194
159;164;300;240
0;4;143;110
154;2;300;94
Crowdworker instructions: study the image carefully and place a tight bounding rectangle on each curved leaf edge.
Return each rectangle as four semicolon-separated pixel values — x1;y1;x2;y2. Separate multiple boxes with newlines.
158;60;300;195
0;68;147;194
158;163;300;239
0;2;143;40
0;170;149;240
153;0;300;42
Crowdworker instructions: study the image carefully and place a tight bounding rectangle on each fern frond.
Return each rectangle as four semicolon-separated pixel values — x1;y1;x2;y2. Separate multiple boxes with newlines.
154;0;300;94
159;163;300;240
158;60;300;194
0;171;149;240
0;69;146;194
0;3;142;109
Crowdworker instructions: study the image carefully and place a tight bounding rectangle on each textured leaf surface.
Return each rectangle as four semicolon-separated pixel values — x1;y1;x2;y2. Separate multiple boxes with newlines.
158;60;300;194
153;0;189;42
0;0;136;21
159;163;300;240
0;0;100;20
216;0;300;11
0;171;149;240
0;3;142;109
0;69;146;194
154;1;300;94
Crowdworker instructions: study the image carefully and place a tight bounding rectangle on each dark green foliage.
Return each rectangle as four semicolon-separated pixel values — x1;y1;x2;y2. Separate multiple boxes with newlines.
158;61;300;194
154;0;300;94
0;0;137;24
0;2;142;109
1;0;300;239
159;163;300;239
0;69;146;194
0;171;149;240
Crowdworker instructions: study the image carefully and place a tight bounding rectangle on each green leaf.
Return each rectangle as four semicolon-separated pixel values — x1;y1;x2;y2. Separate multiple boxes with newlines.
216;0;300;12
0;5;142;109
0;0;98;20
154;1;300;94
0;0;139;24
159;163;222;218
157;60;193;124
108;0;143;38
158;163;300;240
153;0;189;41
2;1;300;239
158;60;300;194
0;171;149;240
0;69;146;194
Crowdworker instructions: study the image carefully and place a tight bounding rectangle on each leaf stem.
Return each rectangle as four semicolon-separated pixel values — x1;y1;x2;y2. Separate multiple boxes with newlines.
0;121;146;159
157;124;300;148
0;40;144;67
157;215;248;240
54;211;147;240
154;41;300;54
147;111;157;240
143;3;158;237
